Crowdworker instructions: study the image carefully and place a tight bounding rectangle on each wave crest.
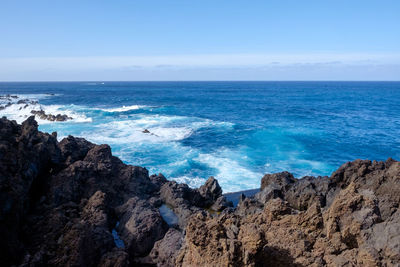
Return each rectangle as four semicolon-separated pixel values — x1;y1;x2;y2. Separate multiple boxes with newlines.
0;94;92;124
100;105;147;112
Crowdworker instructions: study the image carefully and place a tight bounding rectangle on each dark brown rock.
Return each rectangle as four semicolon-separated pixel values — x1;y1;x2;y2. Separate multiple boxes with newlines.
0;117;167;266
116;197;169;258
31;109;72;122
98;249;130;267
177;160;400;266
150;228;184;266
0;116;399;267
260;171;296;191
198;176;223;203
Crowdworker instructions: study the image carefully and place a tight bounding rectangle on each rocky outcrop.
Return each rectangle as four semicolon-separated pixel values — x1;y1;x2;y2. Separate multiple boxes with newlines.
0;117;230;266
0;94;71;122
150;228;184;266
0;116;399;266
31;109;72;121
178;160;400;266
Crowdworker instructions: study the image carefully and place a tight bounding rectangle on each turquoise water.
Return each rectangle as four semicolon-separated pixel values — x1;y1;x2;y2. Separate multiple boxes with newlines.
1;81;399;192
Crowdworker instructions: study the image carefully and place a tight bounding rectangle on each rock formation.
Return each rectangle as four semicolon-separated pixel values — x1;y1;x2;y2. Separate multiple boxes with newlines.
0;94;71;122
30;110;72;121
0;116;399;266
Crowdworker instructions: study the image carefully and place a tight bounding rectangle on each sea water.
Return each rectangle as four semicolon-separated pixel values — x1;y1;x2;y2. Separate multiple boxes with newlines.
1;81;399;192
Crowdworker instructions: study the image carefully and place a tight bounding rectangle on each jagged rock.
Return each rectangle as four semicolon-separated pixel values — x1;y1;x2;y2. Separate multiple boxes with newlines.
236;196;264;217
116;197;168;258
159;178;232;227
0;116;399;267
260;171;296;191
160;181;203;227
150;228;184;266
198;176;223;203
211;195;233;212
0;117;165;266
149;173;168;188
255;183;283;203
31;109;72;121
59;135;95;165
284;176;328;210
82;191;110;228
177;159;400;266
98;249;130;267
160;181;199;207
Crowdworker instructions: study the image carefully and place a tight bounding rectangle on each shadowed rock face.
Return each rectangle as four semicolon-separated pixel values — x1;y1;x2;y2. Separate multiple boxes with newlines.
0;117;399;267
0;116;231;266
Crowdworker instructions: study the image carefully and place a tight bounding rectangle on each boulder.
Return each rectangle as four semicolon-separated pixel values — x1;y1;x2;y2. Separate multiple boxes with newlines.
198;176;223;203
116;198;169;257
150;228;184;266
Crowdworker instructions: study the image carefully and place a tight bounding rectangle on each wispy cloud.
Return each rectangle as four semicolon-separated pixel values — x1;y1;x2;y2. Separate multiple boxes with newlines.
1;53;400;68
0;53;399;81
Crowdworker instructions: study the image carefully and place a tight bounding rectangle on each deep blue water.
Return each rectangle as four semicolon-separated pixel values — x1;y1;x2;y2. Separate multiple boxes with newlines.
1;81;399;192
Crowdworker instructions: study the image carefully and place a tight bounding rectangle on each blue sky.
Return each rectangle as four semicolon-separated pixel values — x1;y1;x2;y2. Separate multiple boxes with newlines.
0;0;399;81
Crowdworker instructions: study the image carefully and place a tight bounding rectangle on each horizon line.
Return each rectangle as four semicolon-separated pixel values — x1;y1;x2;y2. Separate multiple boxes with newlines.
1;80;400;83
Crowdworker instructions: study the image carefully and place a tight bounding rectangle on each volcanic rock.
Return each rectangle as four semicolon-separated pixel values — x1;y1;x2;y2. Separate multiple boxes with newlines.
150;228;184;266
31;109;72;121
0;116;399;266
177;160;400;266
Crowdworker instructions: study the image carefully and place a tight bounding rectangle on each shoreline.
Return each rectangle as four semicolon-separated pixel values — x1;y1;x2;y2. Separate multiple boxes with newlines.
0;116;399;266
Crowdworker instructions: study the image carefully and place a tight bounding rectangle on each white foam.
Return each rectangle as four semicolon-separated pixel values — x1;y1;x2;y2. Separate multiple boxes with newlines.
195;150;262;192
100;105;146;112
83;113;235;145
0;95;92;124
168;159;189;167
151;126;193;141
191;119;234;129
126;114;233;130
170;175;207;189
130;115;187;126
0;93;51;104
82;119;193;144
25;93;59;98
40;104;92;123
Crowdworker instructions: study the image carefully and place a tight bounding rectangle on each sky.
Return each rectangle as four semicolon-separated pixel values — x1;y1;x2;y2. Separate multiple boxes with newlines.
0;0;399;81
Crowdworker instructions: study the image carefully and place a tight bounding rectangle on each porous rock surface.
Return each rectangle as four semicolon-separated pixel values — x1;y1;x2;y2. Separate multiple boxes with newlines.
0;117;399;266
177;161;400;267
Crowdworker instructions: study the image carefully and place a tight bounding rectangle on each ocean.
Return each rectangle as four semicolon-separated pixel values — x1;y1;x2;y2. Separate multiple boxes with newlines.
1;81;399;192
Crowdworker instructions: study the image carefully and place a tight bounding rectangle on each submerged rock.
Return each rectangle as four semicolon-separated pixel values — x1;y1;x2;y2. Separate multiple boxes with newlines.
0;116;399;266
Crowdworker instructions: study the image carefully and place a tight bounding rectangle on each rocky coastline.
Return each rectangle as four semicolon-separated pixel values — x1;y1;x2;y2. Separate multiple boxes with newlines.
0;94;72;122
0;116;399;266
